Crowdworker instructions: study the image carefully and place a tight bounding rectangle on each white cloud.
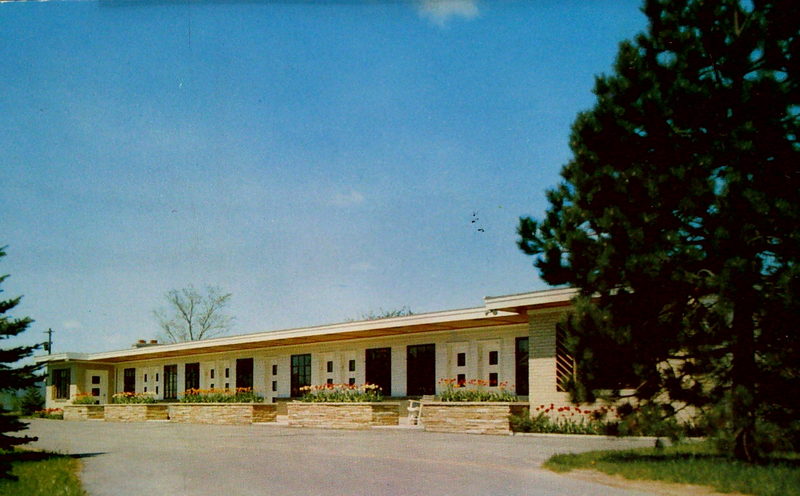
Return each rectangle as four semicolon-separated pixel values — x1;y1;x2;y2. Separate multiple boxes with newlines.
331;190;365;207
62;320;83;330
416;0;479;27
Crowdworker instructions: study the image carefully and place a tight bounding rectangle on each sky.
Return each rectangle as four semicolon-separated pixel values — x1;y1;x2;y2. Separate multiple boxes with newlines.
1;0;647;354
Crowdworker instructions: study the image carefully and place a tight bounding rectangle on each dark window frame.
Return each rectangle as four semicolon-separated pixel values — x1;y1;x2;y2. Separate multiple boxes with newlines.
54;368;70;399
123;368;136;393
163;365;178;400
290;354;312;397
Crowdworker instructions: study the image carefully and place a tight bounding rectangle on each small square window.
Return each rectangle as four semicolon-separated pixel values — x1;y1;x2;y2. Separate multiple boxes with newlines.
457;353;466;367
348;377;355;385
210;383;214;389
326;361;333;373
457;373;466;385
91;375;101;385
272;397;277;403
144;374;148;382
489;351;498;366
91;388;100;396
272;364;278;376
225;383;229;389
225;368;229;378
326;378;333;385
272;381;277;392
489;372;498;387
348;360;356;372
210;369;215;379
144;386;148;393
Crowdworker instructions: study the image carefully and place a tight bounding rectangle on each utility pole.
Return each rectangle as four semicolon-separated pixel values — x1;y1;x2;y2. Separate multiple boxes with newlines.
44;328;53;354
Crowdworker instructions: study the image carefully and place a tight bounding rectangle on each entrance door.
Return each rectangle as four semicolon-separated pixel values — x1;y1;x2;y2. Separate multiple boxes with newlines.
185;363;200;392
365;347;391;396
164;364;178;400
86;370;108;404
406;344;435;396
290;354;311;397
236;358;253;389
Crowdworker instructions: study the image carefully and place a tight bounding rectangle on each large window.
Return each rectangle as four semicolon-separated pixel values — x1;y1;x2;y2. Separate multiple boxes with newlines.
54;368;70;399
515;337;529;396
407;344;435;396
365;347;391;396
290;354;311;397
163;364;178;400
185;363;200;391
236;358;253;389
123;368;136;393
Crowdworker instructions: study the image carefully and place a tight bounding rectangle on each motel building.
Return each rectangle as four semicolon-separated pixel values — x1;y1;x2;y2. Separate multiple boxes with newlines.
35;288;578;413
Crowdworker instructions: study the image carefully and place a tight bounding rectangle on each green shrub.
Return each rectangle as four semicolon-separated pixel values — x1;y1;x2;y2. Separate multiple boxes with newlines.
16;388;44;416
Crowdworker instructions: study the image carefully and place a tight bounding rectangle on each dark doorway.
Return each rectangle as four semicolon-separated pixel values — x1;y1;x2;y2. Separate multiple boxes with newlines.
515;337;529;395
123;368;136;393
236;358;254;389
406;344;435;396
365;347;391;396
185;363;200;391
290;354;311;397
163;364;178;400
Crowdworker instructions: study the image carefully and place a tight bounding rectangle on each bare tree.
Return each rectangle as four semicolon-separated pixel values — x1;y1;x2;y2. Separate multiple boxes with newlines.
154;285;233;342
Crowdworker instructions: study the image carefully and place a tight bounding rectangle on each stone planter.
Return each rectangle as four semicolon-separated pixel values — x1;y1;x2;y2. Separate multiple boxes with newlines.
63;405;105;421
421;402;527;435
167;403;277;424
104;404;169;422
287;402;399;429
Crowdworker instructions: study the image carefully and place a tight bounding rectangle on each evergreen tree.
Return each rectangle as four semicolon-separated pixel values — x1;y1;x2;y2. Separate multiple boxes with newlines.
518;0;799;462
0;247;41;477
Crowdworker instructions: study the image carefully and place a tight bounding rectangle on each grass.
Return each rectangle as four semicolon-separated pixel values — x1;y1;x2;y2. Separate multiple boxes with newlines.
544;441;800;496
0;450;87;496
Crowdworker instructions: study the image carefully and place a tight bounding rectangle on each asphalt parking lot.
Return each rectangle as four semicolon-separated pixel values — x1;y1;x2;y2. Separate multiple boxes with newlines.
25;419;657;496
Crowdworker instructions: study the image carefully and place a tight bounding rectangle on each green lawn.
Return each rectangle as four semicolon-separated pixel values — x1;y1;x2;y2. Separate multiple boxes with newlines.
544;442;800;496
0;450;86;496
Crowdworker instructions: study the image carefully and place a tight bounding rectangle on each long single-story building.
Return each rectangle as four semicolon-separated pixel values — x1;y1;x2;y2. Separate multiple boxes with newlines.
35;288;579;411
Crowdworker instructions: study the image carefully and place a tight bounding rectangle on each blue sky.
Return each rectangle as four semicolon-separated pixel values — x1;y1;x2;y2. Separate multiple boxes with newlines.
2;0;646;354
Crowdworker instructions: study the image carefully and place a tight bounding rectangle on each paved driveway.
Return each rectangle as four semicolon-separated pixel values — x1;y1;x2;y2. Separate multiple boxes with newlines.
25;419;657;496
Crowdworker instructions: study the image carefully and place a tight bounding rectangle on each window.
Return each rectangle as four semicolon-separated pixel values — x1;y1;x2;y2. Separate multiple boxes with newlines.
91;388;100;397
210;383;214;389
489;351;498;366
163;365;178;400
123;368;136;393
290;354;311;397
144;374;148;382
91;375;100;385
236;358;253;389
156;386;159;394
272;381;277;392
144;387;148;392
366;347;391;397
489;372;498;387
185;363;200;391
348;377;355;385
272;364;278;376
225;383;229;389
326;378;333;385
156;373;159;382
457;373;466;385
326;361;333;373
457;352;466;367
225;368;229;378
210;369;215;379
515;337;529;396
348;360;356;372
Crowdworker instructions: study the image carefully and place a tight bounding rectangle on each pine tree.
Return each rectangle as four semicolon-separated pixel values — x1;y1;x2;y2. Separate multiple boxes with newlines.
0;246;41;477
518;0;799;461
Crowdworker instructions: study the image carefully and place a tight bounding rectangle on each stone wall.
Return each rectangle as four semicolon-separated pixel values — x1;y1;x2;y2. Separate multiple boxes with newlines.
104;404;169;422
287;402;399;429
421;402;527;435
168;403;277;424
63;405;105;421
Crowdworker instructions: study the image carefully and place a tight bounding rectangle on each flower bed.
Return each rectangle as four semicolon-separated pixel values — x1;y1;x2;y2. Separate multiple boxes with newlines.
438;378;517;402
299;383;383;402
104;404;169;422
112;392;157;404
287;402;399;429
421;402;528;435
168;403;277;424
72;393;101;405
63;404;105;421
32;408;63;420
180;387;263;403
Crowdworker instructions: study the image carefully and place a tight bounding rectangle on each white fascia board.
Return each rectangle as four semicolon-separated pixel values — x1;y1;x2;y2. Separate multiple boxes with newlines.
78;305;520;362
484;287;577;312
33;352;91;364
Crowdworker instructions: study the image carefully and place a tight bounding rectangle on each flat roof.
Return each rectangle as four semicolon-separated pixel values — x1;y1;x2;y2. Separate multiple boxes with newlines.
35;288;573;364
